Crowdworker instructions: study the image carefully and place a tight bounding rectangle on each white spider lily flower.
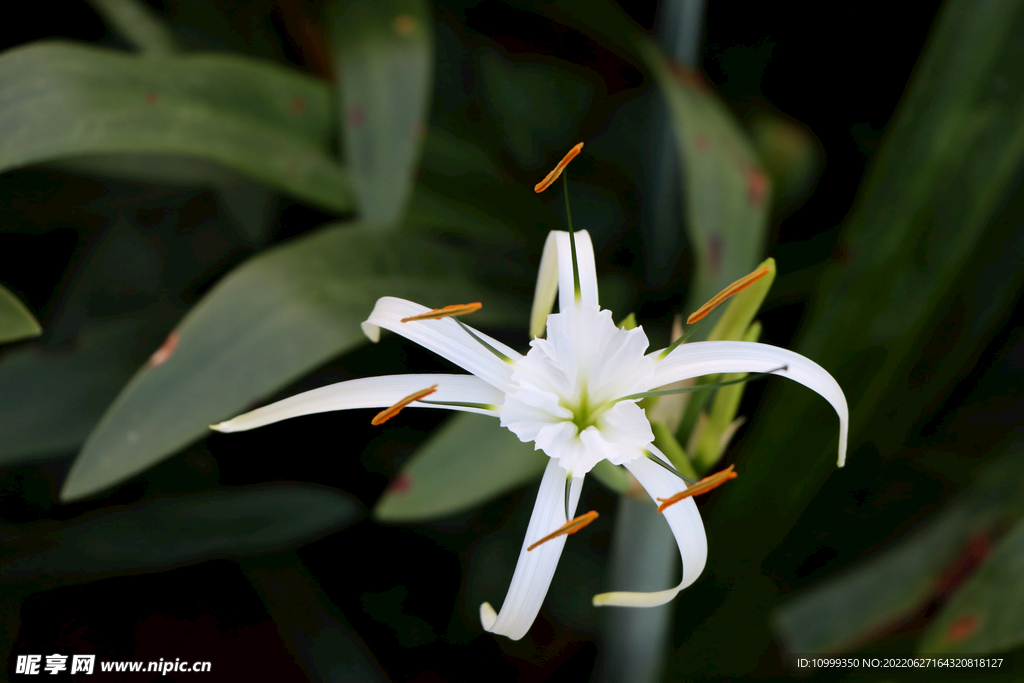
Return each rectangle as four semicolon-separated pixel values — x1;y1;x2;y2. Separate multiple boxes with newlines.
211;229;848;642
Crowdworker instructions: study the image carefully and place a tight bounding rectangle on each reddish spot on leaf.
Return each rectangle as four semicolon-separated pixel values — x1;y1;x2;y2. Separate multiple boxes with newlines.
747;167;768;205
413;122;427;139
393;14;417;36
287;162;298;177
668;62;708;92
694;133;711;152
933;533;992;597
147;331;179;368
144;92;158;105
946;614;980;643
389;472;412;495
290;96;306;115
348;105;365;128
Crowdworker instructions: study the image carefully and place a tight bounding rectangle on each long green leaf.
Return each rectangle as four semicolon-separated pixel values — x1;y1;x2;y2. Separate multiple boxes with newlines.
87;0;180;54
0;485;359;588
714;0;1024;556
772;450;1024;655
61;224;522;501
331;0;433;224
640;40;772;306
670;1;1024;676
920;512;1024;653
0;41;350;212
0;283;41;344
374;413;548;521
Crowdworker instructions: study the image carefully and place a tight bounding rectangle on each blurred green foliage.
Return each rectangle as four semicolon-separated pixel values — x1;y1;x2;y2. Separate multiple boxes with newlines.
677;0;1024;676
374;413;547;521
774;449;1024;655
0;41;351;212
330;0;432;224
640;39;772;307
0;284;41;344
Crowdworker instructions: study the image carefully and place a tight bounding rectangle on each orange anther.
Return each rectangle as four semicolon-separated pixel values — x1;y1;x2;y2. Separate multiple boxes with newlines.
527;510;599;551
687;267;771;324
400;302;482;322
534;142;584;193
371;385;438;426
656;465;737;513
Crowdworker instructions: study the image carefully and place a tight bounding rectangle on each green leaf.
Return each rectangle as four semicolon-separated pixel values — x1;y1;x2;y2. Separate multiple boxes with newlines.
0;41;350;212
772;450;1024;655
61;224;522;501
0;319;155;464
87;0;180;54
374;413;548;521
418;126;504;181
477;48;595;170
331;0;433;224
670;0;1024;676
0;485;359;587
920;513;1024;653
713;0;1024;554
0;283;41;344
639;40;773;306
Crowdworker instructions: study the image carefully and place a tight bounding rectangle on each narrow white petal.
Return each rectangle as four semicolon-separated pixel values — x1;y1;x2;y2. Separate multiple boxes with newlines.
529;231;560;339
593;454;707;607
211;374;502;432
480;459;583;640
555;230;598;311
360;297;522;391
651;341;849;467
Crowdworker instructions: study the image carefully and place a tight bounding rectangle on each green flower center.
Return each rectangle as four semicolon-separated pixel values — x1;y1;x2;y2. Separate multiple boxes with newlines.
562;381;612;433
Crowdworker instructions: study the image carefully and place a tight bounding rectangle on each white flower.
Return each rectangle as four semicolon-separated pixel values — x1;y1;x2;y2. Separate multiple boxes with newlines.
211;229;848;641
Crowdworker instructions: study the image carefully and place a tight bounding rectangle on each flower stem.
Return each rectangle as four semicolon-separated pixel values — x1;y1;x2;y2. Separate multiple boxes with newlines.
595;496;677;683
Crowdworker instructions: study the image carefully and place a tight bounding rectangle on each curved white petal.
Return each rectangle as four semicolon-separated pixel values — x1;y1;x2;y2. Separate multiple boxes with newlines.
595;402;655;466
555;230;598;311
529;231;560;339
360;297;522;391
211;374;502;432
480;458;583;640
651;341;849;467
593;453;707;607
